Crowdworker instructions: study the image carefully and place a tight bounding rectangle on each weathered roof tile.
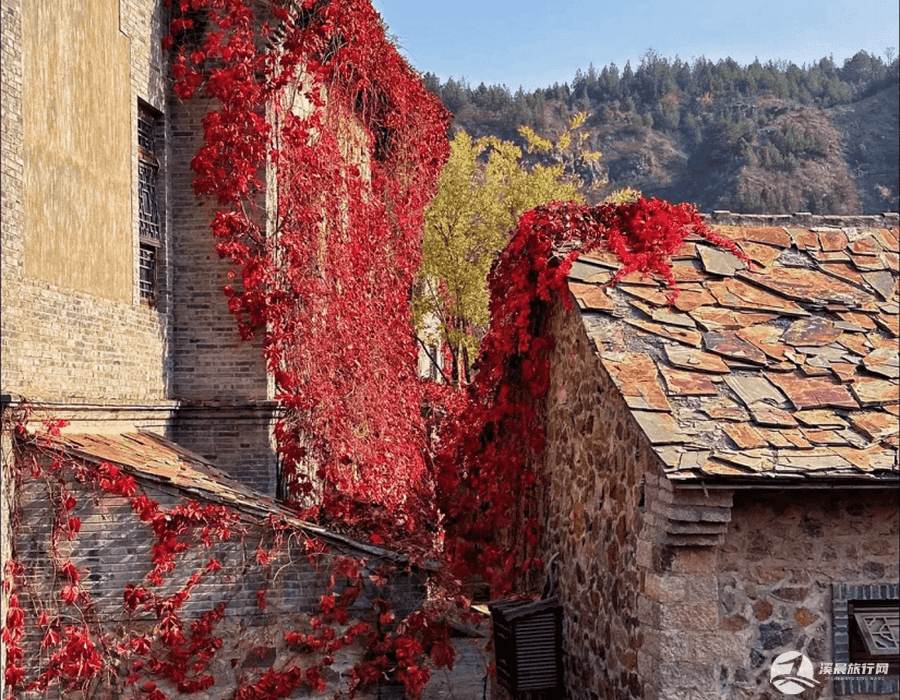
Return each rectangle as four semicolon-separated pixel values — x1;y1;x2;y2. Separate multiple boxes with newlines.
862;347;900;379
571;221;898;484
735;325;789;360
704;331;769;365
689;306;779;331
749;405;798;428
837;311;877;331
628;299;697;328
603;353;672;411
767;373;858;410
781;317;843;347
851;255;889;272
794;410;849;429
828;446;895;472
849;377;899;407
774;448;853;470
708;277;809;315
699;397;750;422
828;362;859;384
874;312;900;336
659;365;719;396
849;237;883;256
818;229;848;251
624;318;702;347
739;240;788;267
569;282;616;312
802;429;852;446
663;345;731;373
632;411;687;445
787;228;819;251
847;411;900;442
818;261;867;288
724;422;766;449
739;267;872;308
836;333;872;356
758;427;812;449
697;245;747;276
871;228;899;252
723;375;787;407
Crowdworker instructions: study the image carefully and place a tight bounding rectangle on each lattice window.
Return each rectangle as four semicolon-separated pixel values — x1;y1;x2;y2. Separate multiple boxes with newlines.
833;583;899;695
138;102;162;304
138;111;155;151
139;243;157;302
138;160;161;242
854;606;900;658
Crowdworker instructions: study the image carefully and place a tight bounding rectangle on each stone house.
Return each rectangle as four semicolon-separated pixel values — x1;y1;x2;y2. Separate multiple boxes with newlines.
535;213;899;700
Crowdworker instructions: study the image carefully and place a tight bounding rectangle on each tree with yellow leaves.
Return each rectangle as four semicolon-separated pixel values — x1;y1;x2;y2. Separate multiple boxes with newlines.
415;114;604;384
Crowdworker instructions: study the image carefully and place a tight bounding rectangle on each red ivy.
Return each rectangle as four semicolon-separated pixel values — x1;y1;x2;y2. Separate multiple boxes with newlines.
0;1;747;697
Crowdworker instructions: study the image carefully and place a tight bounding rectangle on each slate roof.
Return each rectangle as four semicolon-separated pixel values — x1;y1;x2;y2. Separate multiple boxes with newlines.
41;431;410;562
567;223;900;483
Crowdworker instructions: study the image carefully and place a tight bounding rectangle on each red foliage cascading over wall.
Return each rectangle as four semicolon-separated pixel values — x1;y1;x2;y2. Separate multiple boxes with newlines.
1;1;748;696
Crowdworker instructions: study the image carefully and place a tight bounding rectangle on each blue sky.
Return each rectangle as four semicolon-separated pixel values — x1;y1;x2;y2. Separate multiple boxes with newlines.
372;0;900;92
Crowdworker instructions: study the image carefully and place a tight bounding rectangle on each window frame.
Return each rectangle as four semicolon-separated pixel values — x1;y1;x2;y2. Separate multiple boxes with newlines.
833;583;900;695
137;100;162;305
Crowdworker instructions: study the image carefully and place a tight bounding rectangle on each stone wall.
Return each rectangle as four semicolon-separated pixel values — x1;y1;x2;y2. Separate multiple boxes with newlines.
703;211;900;229
637;480;736;700
538;299;666;700
717;488;899;699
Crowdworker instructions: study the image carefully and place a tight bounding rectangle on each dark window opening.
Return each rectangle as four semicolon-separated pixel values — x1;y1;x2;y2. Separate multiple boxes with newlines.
138;161;161;242
138;102;162;304
850;601;900;674
833;583;899;695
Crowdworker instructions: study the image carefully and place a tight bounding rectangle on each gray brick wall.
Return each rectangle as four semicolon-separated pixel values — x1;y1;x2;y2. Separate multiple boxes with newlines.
166;94;277;492
13;465;429;698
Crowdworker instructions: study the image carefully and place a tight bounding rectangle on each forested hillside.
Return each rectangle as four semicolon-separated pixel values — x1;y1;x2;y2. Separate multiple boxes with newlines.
423;50;900;214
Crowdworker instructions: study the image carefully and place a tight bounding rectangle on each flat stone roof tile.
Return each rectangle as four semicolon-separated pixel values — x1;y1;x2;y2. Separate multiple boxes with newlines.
781;317;843;347
849;377;899;407
740;267;872;308
624;317;702;347
819;229;848;251
767;373;859;410
568;221;899;483
568;282;616;313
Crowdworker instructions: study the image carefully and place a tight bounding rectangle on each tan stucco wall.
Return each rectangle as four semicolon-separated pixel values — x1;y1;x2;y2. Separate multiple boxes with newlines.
23;0;132;302
1;0;172;404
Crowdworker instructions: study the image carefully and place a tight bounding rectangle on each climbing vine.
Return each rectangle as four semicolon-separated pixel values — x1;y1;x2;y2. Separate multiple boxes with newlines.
431;198;745;592
2;406;453;698
2;0;747;696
